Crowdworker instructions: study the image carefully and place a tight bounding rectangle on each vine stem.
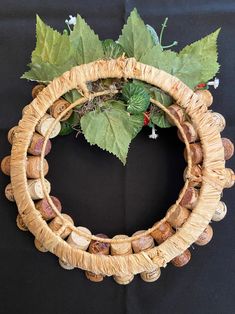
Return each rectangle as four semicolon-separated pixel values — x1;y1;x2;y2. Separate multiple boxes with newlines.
159;17;168;46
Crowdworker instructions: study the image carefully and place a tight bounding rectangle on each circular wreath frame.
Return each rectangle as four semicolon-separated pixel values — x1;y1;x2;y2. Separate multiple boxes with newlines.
10;57;226;276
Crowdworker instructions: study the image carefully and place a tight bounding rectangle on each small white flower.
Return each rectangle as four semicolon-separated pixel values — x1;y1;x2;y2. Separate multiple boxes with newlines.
149;126;158;139
207;77;220;89
65;15;76;27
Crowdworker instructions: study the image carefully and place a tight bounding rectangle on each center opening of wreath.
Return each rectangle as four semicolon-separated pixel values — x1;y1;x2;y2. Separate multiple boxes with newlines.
46;82;186;237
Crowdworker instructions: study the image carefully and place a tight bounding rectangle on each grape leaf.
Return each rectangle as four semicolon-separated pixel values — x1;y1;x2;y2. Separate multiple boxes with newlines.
70;14;104;64
140;45;178;74
118;8;154;60
80;101;143;164
140;29;220;88
178;28;220;84
22;15;76;82
21;58;75;83
102;39;125;59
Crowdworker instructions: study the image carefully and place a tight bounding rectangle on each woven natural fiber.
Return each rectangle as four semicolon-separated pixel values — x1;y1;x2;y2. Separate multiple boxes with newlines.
10;57;226;276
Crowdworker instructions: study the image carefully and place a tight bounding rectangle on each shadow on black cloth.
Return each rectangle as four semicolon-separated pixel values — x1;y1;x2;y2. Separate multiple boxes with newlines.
0;1;235;313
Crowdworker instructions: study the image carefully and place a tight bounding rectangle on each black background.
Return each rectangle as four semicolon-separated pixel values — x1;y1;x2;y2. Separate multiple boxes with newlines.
0;1;235;313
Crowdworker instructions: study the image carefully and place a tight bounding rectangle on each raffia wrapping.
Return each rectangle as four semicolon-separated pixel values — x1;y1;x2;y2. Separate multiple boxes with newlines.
10;57;227;276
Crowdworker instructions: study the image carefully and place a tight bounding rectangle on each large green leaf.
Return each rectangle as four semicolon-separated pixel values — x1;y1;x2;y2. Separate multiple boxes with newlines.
80;101;143;164
70;14;104;64
22;15;76;82
118;8;154;60
178;28;220;83
21;58;75;83
140;29;220;88
33;15;76;64
140;45;177;74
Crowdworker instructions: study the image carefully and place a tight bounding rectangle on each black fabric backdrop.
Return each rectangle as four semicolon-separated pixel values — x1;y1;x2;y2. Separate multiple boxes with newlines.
0;1;235;313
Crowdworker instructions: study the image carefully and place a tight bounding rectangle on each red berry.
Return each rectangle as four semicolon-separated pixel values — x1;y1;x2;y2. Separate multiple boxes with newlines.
196;83;206;89
144;112;150;126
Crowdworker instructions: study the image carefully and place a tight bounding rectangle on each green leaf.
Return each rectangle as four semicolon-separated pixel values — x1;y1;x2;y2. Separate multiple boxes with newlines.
178;28;220;83
146;24;160;45
149;87;172;106
118;8;154;60
59;121;74;136
102;100;126;111
63;89;82;104
140;29;220;88
22;15;76;82
21;58;75;83
140;45;178;74
122;82;150;114
70;14;104;64
150;110;171;128
80;104;143;164
59;111;81;136
132;80;173;108
129;114;144;139
33;15;76;65
102;39;125;58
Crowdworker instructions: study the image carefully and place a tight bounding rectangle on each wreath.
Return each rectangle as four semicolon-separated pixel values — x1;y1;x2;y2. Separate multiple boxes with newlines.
1;9;234;284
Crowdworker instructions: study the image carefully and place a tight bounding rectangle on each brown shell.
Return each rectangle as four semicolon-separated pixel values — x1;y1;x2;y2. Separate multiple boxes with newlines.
140;267;161;282
171;249;191;267
222;138;234;160
88;234;110;255
1;156;11;176
151;222;174;244
111;235;132;256
132;230;155;253
184;143;203;164
166;104;185;125
211;112;226;132
183;164;202;187
195;89;213;107
167;205;190;229
180;187;199;209
224;168;235;188
85;271;104;282
5;183;15;202
32;84;45;98
177;121;198;143
50;99;73;121
34;238;48;252
195;225;213;246
114;273;134;285
48;213;74;239
16;214;28;231
28;132;52;156
26;156;49;179
212;201;227;222
35;196;62;220
7;126;18;144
